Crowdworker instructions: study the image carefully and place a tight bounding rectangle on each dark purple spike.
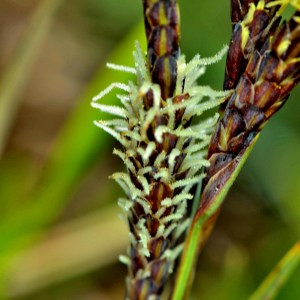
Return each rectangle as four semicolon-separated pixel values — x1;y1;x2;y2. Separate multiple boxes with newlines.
148;26;178;58
222;109;247;141
207;120;227;159
148;237;170;260
256;51;282;82
206;153;235;183
222;1;281;113
152;55;177;100
248;10;270;40
150;259;170;285
245;50;262;81
146;182;173;213
235;74;255;108
240;104;266;129
253;80;281;110
223;23;245;91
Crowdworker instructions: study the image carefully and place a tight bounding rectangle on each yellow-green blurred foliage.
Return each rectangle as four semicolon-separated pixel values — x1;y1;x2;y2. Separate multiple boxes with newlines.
0;0;299;299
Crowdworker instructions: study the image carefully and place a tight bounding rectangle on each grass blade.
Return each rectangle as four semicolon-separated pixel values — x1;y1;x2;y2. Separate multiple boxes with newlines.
0;0;63;156
248;240;300;300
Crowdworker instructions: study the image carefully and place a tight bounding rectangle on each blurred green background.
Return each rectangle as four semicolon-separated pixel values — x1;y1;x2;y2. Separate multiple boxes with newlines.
0;0;299;299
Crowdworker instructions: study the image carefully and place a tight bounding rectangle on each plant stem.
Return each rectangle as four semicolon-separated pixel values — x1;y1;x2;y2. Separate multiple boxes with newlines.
248;240;300;300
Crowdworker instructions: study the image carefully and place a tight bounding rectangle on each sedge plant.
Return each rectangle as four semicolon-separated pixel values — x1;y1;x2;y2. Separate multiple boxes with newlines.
92;0;300;299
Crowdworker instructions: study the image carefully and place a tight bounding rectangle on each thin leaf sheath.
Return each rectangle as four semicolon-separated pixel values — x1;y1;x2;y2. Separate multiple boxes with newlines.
200;10;300;218
221;0;282;112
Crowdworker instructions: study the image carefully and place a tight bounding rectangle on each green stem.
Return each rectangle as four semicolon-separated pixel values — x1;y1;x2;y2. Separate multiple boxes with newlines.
248;240;300;300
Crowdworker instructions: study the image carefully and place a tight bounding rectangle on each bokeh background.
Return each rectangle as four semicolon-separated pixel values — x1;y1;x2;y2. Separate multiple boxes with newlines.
0;0;299;299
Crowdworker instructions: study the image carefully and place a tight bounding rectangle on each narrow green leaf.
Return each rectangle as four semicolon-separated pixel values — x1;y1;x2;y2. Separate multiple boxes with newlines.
0;0;63;156
248;241;300;300
171;134;260;300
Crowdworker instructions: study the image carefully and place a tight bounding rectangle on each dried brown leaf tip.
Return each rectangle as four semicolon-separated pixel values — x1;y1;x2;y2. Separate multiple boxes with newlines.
204;1;300;198
92;0;231;299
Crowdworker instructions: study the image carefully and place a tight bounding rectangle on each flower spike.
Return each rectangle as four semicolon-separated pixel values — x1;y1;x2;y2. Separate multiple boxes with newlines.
93;1;229;299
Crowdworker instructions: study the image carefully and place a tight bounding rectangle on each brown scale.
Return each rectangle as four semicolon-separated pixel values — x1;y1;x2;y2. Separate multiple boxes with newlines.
125;119;185;294
221;0;281;113
231;0;260;23
203;11;300;193
143;0;180;100
125;150;186;299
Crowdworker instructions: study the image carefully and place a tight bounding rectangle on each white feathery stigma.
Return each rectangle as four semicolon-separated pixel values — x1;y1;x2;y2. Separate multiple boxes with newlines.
92;41;230;266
